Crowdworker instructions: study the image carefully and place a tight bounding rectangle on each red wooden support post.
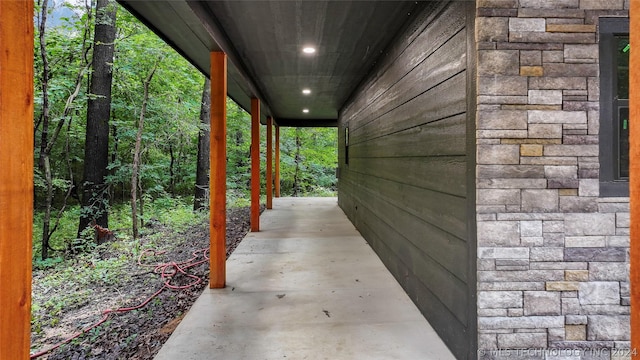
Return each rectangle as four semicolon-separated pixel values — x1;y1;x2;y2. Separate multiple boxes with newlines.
251;98;261;231
209;52;227;289
266;117;273;209
631;0;640;353
275;125;281;197
0;1;35;358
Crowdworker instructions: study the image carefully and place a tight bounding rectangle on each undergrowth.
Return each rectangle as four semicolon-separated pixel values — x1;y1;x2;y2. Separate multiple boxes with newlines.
32;196;209;262
30;196;209;344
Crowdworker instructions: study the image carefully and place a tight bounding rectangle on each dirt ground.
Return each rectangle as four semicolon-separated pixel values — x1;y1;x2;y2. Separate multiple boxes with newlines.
30;206;257;360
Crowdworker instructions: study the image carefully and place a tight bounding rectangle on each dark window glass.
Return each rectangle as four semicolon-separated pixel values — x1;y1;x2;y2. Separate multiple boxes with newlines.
613;36;629;180
344;126;349;165
619;106;629;178
616;37;629;100
599;18;629;196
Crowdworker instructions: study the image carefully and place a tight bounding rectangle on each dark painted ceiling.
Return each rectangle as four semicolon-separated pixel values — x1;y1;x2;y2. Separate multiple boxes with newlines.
118;1;421;126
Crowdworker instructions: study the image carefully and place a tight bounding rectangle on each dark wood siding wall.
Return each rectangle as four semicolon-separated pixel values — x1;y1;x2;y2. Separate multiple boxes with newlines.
337;1;476;358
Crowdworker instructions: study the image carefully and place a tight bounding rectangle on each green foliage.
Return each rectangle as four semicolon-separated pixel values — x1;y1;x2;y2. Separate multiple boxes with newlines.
71;226;99;254
33;206;83;257
224;103;338;199
142;197;206;232
33;256;64;271
226;101;252;201
33;0;92;211
107;9;203;201
279;127;338;196
32;197;205;259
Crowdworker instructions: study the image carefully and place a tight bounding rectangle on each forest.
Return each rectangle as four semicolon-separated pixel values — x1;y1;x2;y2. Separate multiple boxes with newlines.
33;0;338;263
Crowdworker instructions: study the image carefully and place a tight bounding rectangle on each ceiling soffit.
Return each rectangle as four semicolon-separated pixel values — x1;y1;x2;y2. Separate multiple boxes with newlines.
119;0;423;126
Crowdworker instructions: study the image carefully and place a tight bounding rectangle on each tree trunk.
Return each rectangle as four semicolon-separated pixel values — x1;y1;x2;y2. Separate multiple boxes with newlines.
138;173;144;229
176;134;185;192
110;122;118;200
37;0;50;172
42;160;52;259
79;0;116;236
292;128;302;197
194;78;211;211
131;63;158;240
169;143;175;196
37;0;51;259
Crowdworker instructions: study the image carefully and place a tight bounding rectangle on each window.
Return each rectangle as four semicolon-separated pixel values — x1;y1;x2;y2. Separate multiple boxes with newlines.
344;125;349;165
599;18;629;197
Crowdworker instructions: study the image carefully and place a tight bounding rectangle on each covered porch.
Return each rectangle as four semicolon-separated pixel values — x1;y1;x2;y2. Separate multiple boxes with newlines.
154;197;454;359
4;0;640;359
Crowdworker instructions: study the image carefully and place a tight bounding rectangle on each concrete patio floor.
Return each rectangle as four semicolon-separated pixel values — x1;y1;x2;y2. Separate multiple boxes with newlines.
154;197;455;360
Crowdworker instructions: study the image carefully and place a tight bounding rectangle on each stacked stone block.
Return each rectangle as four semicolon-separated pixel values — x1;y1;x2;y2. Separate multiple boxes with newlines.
475;0;630;358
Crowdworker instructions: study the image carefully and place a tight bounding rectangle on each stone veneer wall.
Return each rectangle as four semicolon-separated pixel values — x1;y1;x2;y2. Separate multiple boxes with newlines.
475;0;630;357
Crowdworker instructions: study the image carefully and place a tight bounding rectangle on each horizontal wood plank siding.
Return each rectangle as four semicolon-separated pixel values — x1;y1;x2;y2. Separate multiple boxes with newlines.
338;1;476;358
343;175;469;284
351;71;467;144
342;1;464;122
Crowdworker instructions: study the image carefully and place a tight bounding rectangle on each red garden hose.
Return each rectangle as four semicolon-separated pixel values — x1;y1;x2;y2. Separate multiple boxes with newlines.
30;247;210;359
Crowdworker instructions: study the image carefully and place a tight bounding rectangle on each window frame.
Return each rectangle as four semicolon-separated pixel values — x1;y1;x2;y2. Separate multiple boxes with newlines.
599;17;630;197
344;125;349;165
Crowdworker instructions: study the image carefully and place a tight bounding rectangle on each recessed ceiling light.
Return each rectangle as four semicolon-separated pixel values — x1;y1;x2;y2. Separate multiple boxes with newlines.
302;47;316;54
302;89;311;95
302;109;310;113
